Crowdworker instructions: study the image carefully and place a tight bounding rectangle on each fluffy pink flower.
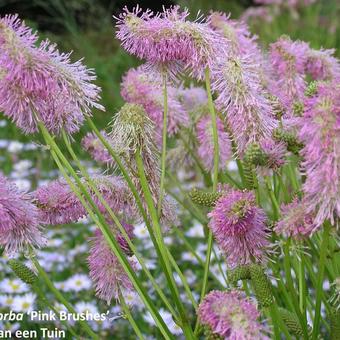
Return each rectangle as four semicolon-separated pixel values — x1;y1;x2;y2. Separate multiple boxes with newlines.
121;67;189;136
241;7;274;24
115;6;223;79
208;189;269;267
198;290;269;339
297;81;340;227
196;115;232;171
275;198;318;238
82;131;113;165
88;229;135;304
33;179;86;225
304;48;340;81
269;36;309;112
212;52;277;155
0;14;103;135
0;175;45;254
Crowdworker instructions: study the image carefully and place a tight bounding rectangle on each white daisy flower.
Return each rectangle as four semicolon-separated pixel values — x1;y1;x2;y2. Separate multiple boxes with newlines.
0;279;29;294
12;293;36;313
65;274;92;292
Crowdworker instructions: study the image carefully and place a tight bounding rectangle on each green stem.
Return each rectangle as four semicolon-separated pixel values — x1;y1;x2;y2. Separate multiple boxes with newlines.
283;240;309;339
38;124;174;339
205;67;219;191
135;151;194;339
312;223;331;340
158;73;168;216
31;256;98;339
194;231;213;335
119;291;145;340
61;131;178;320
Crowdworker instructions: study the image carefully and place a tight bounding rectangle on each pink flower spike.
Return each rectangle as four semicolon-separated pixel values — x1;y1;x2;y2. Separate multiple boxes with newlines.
198;290;269;339
0;175;45;254
208;189;269;268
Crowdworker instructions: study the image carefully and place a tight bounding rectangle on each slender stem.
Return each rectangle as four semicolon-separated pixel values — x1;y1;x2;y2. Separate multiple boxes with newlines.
205;67;219;191
265;176;280;220
267;304;292;340
283;240;309;339
31;256;98;339
135;151;195;339
194;231;213;334
312;223;331;340
38;124;174;339
119;291;145;340
158;73;168;216
167;249;198;310
298;245;307;322
61;131;178;319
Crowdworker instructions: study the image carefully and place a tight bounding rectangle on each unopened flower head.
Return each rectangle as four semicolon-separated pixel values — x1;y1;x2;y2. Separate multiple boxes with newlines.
34;179;86;225
208;189;269;267
275;198;318;238
212;53;277;155
88;229;135;304
0;175;45;254
0;14;103;135
196;115;232;171
298;81;340;227
198;290;269;339
121;67;189;136
82;131;113;165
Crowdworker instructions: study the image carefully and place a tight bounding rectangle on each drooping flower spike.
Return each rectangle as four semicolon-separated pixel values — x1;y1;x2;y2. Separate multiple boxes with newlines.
296;81;340;227
0;174;45;254
121;66;189;136
0;14;103;135
115;6;224;79
211;52;277;155
88;229;136;304
198;290;269;339
268;35;309;113
208;189;269;268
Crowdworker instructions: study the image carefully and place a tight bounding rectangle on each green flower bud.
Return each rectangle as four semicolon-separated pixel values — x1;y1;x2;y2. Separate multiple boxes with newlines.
190;188;222;207
228;265;251;285
203;326;223;340
8;259;37;285
305;81;318;97
249;264;273;308
279;308;304;337
292;101;304;117
330;307;340;340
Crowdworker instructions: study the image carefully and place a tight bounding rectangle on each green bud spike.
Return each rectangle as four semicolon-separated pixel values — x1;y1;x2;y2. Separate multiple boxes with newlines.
8;259;38;285
249;264;273;308
243;159;256;190
279;308;304;337
244;143;268;166
330;307;340;340
273;128;303;156
292;101;304;117
228;265;251;284
189;188;222;207
203;326;224;340
305;81;318;97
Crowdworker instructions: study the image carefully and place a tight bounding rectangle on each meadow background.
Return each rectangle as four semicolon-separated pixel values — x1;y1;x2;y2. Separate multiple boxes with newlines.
0;0;339;338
